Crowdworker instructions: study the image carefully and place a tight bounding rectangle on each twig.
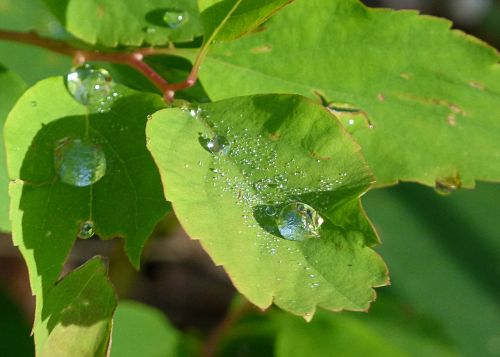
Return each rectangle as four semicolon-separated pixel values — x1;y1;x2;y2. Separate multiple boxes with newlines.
202;300;255;357
0;29;197;103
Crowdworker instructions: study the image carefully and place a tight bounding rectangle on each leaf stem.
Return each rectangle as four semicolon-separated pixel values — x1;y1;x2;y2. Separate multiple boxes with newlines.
202;299;254;357
0;29;195;103
162;0;244;102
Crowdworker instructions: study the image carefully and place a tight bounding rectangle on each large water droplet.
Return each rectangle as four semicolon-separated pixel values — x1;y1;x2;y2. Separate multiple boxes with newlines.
277;202;324;241
78;220;95;239
200;134;231;155
65;64;114;107
163;9;189;29
54;138;107;187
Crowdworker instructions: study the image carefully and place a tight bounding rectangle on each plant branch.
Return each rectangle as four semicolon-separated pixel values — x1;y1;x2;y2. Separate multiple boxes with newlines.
0;29;197;103
202;300;254;357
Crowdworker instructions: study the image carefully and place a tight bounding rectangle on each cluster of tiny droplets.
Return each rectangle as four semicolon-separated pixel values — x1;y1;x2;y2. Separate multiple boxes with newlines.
95;90;121;113
192;108;349;291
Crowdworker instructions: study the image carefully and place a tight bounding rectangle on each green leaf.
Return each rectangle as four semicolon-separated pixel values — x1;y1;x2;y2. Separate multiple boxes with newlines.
196;0;500;188
111;301;184;357
0;65;26;232
39;257;116;357
200;0;294;43
218;296;456;357
4;77;169;348
42;0;202;47
147;94;388;317
274;305;456;357
364;183;500;356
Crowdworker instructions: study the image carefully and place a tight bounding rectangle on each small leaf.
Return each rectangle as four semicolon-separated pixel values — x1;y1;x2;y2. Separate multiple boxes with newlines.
39;257;116;357
111;301;185;357
197;0;500;187
0;65;26;232
42;0;202;46
147;94;388;316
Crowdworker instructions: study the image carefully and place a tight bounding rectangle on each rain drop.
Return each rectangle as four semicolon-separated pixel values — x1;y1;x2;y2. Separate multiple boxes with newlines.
201;134;231;155
265;206;277;216
78;220;95;239
277;202;324;241
54;138;106;187
435;176;461;196
65;64;115;107
163;9;189;29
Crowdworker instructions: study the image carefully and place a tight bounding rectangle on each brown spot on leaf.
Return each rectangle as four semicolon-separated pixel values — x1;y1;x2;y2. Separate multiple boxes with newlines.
251;45;273;54
309;151;331;161
447;115;457;126
400;73;412;80
96;5;105;18
469;81;485;91
377;93;385;102
269;132;281;141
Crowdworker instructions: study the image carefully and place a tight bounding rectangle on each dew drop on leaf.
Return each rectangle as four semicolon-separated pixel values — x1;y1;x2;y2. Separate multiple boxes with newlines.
78;220;95;239
65;64;115;108
265;206;277;216
276;202;324;241
54;138;107;187
163;9;189;29
200;134;231;155
434;176;461;196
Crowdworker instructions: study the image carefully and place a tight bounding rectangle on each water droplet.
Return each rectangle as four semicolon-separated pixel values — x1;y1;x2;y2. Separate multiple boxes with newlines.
277;202;324;241
435;176;461;196
30;101;37;107
65;64;115;107
163;9;189;29
200;134;231;155
265;206;277;216
143;26;157;34
147;114;153;121
54;138;107;187
78;220;95;239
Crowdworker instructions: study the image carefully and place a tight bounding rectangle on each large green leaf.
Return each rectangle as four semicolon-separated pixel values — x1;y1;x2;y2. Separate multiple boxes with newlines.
147;94;388;317
4;77;169;347
200;0;294;43
39;257;116;357
42;0;202;46
0;65;26;232
195;0;500;188
111;301;183;357
364;183;500;357
275;304;456;357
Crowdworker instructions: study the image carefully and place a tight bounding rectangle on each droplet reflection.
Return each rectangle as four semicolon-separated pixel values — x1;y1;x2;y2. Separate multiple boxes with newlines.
277;202;324;241
54;138;106;187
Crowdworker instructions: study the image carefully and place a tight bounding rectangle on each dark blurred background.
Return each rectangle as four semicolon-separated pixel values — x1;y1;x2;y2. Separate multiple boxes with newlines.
0;0;500;356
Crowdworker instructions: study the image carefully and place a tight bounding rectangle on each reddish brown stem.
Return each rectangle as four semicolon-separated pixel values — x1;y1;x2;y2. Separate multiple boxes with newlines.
0;29;197;103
